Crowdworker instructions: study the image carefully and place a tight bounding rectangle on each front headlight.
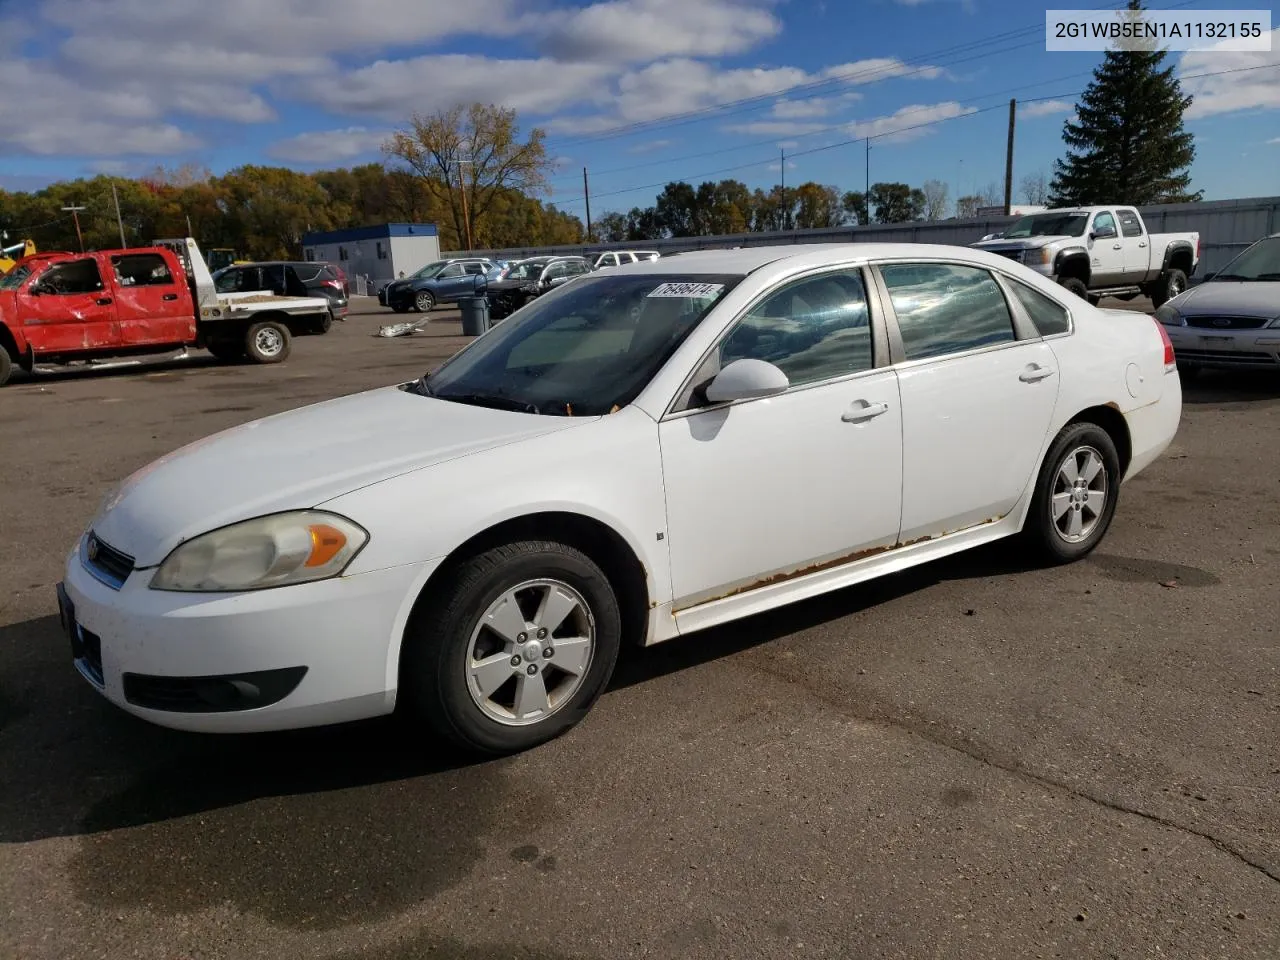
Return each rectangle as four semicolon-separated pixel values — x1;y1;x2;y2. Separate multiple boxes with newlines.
149;511;368;592
1153;304;1185;326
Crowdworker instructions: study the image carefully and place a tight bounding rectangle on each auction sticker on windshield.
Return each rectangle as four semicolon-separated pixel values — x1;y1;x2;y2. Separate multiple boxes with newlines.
647;282;725;299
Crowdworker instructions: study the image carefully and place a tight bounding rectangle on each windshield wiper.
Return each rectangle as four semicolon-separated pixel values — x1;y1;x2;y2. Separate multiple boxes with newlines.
1213;274;1250;281
438;392;541;414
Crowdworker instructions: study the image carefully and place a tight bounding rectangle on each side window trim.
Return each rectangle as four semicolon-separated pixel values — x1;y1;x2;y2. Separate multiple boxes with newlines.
867;258;1029;367
663;262;891;419
989;271;1075;340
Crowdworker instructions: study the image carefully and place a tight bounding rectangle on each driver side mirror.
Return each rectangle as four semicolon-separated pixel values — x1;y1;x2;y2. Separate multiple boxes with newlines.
1090;226;1116;241
702;358;790;404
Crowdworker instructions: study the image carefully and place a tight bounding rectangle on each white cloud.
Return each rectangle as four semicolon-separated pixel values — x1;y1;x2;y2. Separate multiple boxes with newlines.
1268;137;1280;144
821;57;945;85
1020;99;1073;118
776;139;800;148
847;102;978;143
1180;30;1280;119
268;127;393;164
771;97;844;119
300;55;616;122
538;0;782;63
627;139;673;153
766;159;798;171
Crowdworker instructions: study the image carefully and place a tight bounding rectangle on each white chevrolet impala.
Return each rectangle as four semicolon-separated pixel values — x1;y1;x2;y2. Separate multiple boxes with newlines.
57;244;1182;754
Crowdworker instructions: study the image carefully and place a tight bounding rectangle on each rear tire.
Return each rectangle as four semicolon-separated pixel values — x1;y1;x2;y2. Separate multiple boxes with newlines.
0;348;11;387
313;313;333;334
399;540;622;756
1149;268;1187;309
1058;276;1089;301
244;320;291;364
206;339;244;362
1022;421;1122;565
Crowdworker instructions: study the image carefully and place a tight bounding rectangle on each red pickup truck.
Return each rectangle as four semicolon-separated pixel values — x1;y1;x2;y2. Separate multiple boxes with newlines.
0;239;332;386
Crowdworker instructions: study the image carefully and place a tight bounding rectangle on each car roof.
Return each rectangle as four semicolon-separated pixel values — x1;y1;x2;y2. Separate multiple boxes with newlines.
609;242;1049;276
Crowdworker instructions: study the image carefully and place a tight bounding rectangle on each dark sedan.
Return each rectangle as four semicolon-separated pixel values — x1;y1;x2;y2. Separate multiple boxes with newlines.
380;259;497;312
212;261;348;333
486;256;592;320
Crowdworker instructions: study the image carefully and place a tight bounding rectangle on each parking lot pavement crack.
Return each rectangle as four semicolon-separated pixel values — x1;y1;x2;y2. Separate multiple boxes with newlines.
744;658;1280;889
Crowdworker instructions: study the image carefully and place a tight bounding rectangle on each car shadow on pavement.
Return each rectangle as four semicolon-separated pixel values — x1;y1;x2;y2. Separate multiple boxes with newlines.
1180;369;1280;405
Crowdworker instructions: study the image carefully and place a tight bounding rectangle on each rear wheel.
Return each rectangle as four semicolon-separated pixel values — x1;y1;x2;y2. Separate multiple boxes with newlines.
414;291;435;312
245;320;291;364
1149;268;1187;309
1058;276;1089;301
313;313;333;334
1022;422;1122;565
206;339;244;362
0;348;12;387
400;540;622;756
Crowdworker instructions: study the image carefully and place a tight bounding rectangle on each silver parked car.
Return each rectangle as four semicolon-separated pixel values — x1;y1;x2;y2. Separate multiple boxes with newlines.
1155;233;1280;378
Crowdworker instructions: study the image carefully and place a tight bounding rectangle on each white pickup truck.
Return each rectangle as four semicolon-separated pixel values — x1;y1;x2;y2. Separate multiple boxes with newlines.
971;206;1199;308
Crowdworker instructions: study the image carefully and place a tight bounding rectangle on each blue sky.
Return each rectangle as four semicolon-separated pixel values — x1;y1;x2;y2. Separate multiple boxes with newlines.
1;0;1277;219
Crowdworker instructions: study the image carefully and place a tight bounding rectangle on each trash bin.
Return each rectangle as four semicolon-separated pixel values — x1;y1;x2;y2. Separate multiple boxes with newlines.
459;296;490;336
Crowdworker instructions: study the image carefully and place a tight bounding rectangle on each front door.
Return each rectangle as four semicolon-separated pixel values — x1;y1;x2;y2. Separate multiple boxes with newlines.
659;267;903;612
1088;210;1125;285
875;260;1060;543
110;252;194;346
19;257;120;354
434;263;472;301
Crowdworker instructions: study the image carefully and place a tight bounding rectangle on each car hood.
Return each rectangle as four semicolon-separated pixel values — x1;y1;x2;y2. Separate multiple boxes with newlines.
89;385;584;567
1171;281;1280;319
973;236;1067;249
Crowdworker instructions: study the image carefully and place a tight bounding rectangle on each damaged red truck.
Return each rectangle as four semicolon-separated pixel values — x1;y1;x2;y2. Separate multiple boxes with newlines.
0;238;333;387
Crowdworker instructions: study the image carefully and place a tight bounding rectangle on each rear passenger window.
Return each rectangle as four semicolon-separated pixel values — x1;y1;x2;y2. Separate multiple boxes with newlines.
1006;277;1071;336
1118;210;1143;238
112;253;173;287
880;263;1015;361
719;269;873;387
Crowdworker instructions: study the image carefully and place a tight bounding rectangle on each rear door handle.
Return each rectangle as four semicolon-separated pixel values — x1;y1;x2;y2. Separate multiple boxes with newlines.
162;293;178;301
842;399;889;423
96;297;113;306
1112;243;1122;250
1019;364;1056;383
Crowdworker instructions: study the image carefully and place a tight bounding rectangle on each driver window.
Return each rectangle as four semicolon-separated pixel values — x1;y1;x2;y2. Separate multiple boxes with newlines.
544;263;568;280
1093;212;1116;236
39;259;105;295
439;263;464;278
714;269;873;389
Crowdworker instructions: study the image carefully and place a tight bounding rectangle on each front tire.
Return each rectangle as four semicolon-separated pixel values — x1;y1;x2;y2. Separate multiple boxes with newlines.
244;320;291;364
400;540;622;756
206;339;244;362
1058;276;1089;301
414;291;435;312
0;348;12;387
1022;422;1122;564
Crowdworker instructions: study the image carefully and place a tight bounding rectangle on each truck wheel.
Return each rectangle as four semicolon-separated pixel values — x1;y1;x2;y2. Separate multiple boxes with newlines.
1058;277;1089;301
0;348;12;387
1149;268;1187;309
414;291;435;312
245;321;291;364
207;340;244;363
313;313;333;335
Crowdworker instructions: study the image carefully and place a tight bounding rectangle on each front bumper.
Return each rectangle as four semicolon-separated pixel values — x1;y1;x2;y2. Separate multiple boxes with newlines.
1166;328;1280;370
59;539;441;733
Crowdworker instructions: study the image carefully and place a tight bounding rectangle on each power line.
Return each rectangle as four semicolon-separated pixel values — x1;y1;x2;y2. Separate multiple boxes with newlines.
544;0;1205;149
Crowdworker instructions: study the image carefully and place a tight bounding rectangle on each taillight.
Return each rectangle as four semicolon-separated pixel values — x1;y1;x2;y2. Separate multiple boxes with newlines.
1154;317;1175;366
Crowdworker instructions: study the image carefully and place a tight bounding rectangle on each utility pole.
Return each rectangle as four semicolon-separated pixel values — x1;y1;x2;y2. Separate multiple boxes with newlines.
111;182;127;248
452;159;474;251
865;138;871;224
1004;98;1017;216
185;213;194;238
582;167;592;242
61;204;86;252
780;147;787;230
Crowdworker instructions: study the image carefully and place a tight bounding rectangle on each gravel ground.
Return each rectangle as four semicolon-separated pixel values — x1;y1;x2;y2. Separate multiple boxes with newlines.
1;296;1277;960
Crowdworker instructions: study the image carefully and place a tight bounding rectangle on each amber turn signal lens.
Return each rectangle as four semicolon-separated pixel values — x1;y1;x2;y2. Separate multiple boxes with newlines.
305;524;348;567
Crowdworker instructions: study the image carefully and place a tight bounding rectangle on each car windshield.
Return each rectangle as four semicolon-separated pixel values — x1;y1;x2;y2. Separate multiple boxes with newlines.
504;260;550;281
417;273;743;416
0;263;34;290
410;261;448;279
1002;213;1089;238
1213;236;1280;281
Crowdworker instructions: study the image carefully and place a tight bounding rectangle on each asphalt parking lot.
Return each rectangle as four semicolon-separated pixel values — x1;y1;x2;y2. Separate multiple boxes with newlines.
1;296;1278;960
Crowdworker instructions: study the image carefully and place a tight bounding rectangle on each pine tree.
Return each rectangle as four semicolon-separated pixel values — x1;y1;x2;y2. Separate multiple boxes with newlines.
1048;0;1201;206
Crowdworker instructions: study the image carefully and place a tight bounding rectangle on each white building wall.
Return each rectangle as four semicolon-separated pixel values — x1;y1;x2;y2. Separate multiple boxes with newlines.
389;234;441;278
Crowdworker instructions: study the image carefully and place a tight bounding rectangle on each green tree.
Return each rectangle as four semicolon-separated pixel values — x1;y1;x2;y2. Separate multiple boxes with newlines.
840;190;869;226
1048;0;1200;205
593;211;629;242
868;182;925;223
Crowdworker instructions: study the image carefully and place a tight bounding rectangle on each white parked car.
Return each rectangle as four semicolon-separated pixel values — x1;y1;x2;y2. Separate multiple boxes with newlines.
592;250;660;269
57;243;1182;755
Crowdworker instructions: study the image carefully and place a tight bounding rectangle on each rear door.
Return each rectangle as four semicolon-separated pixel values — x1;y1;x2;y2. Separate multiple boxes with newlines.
18;256;120;353
1116;209;1151;282
111;252;194;346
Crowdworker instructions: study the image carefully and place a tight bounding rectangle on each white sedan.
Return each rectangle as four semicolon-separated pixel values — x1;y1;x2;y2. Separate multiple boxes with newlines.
57;243;1182;755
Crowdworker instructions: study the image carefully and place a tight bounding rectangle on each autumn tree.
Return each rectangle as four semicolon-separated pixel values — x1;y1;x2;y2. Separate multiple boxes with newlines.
794;183;845;229
383;103;556;250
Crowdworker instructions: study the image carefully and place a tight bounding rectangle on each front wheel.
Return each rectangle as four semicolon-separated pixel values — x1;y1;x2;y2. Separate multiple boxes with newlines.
244;320;291;364
1058;276;1090;301
206;339;244;362
414;291;435;312
1021;422;1122;565
0;348;12;387
1149;268;1187;309
400;540;622;756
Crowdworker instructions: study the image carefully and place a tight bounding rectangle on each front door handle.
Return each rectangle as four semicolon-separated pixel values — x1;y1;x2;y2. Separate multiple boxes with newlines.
96;297;113;306
1138;241;1147;248
162;293;179;301
1019;364;1056;383
842;399;889;423
1112;243;1122;250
